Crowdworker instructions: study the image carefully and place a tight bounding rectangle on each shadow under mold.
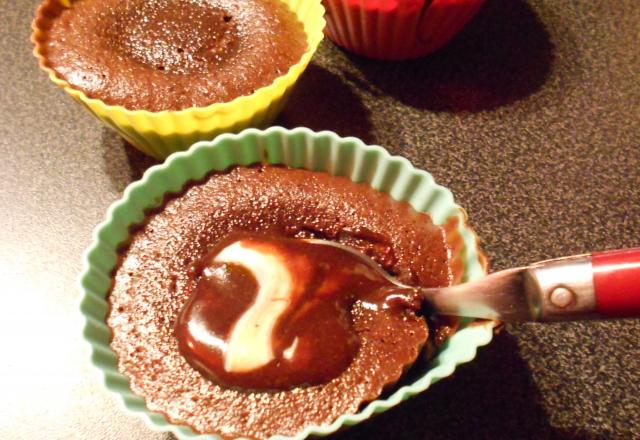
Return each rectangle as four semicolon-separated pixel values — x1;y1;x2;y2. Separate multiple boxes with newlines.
331;331;587;440
277;63;374;144
101;128;158;193
345;0;555;113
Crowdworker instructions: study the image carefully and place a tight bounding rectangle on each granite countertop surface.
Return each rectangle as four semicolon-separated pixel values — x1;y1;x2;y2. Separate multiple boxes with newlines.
1;0;638;439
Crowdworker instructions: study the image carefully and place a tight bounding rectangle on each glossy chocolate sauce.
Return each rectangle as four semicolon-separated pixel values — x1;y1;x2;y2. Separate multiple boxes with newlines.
176;233;421;391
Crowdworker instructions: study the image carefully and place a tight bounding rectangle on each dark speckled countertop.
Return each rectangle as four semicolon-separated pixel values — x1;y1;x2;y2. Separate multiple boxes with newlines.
1;1;638;439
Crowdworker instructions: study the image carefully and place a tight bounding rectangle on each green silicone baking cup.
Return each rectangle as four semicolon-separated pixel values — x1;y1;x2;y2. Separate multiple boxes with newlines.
79;127;495;439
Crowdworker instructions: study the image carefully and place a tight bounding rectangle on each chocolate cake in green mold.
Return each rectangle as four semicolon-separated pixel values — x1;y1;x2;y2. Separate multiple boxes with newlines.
108;165;455;439
38;0;307;111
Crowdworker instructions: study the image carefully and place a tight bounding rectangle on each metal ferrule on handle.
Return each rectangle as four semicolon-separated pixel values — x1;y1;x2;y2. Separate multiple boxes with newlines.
525;255;596;321
526;248;640;321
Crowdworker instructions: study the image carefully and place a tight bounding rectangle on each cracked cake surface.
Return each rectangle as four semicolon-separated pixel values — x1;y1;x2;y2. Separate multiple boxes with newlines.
37;0;307;111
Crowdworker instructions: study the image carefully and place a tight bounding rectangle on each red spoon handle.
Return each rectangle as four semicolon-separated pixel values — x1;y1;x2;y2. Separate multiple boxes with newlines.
592;248;640;318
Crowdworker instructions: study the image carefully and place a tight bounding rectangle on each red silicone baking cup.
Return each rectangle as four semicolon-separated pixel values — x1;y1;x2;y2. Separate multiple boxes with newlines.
324;0;486;60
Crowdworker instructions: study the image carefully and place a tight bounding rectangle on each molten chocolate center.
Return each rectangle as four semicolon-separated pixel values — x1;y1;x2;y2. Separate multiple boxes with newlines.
175;234;421;391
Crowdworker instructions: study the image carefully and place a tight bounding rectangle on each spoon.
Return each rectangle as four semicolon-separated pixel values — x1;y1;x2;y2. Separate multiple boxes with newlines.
303;240;640;322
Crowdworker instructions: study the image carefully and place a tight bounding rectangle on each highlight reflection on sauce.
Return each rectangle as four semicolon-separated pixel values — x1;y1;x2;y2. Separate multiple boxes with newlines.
175;233;422;391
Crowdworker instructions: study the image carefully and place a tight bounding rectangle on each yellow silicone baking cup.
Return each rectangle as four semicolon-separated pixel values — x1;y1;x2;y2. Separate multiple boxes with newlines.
31;0;325;159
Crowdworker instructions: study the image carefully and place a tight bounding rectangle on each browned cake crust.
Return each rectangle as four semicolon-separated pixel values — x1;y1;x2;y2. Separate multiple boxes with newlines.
108;166;453;439
37;0;307;111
